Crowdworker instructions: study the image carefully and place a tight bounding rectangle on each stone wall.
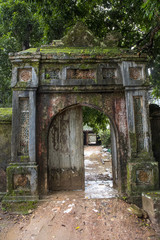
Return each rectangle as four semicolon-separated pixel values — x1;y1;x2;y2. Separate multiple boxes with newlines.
0;108;12;196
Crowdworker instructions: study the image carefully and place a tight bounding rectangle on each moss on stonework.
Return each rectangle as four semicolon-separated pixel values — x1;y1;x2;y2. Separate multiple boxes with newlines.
20;156;29;162
127;161;159;196
129;132;137;157
2;200;37;214
16;81;29;88
137;151;154;162
145;191;160;199
0;108;12;123
73;87;78;91
19;47;129;57
127;163;131;193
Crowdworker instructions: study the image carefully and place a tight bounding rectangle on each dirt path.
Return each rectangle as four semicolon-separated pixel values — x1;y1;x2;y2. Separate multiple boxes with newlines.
84;146;118;199
0;193;159;240
0;146;159;240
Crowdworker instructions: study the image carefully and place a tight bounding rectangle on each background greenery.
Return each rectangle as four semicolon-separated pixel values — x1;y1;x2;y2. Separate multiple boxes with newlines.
0;0;160;104
83;106;111;147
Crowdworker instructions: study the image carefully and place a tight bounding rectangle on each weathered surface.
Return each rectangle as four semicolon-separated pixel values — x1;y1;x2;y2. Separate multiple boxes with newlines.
142;191;160;231
48;106;84;190
61;21;101;47
0;193;159;240
0;108;12;195
6;23;158;204
128;204;148;218
36;91;128;196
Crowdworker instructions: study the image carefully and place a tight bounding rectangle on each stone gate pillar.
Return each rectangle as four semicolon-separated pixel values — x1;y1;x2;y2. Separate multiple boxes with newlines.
121;61;159;204
6;55;40;201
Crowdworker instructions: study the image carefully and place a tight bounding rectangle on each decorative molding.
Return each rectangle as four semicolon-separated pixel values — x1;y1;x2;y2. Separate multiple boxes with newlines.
102;68;116;79
18;68;32;82
19;98;29;155
67;69;96;80
129;67;142;81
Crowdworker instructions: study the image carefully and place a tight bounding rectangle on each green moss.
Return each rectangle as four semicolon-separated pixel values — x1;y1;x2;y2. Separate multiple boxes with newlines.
6;165;26;192
91;94;102;106
137;150;154;162
19;46;129;57
127;161;159;197
18;48;37;54
45;73;50;79
2;200;37;214
7;164;18;170
42;79;52;84
15;82;28;88
73;86;78;91
145;191;160;199
129;132;137;157
20;156;29;162
0;108;12;123
127;163;131;194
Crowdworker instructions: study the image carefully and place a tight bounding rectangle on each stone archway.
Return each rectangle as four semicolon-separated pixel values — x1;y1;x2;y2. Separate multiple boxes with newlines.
7;23;159;204
47;104;119;192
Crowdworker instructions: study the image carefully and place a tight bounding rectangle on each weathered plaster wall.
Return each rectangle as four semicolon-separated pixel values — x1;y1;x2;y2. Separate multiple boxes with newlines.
0;108;12;193
36;91;129;195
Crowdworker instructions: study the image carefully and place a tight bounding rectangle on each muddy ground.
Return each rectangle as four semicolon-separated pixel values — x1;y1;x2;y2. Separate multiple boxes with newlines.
0;146;159;240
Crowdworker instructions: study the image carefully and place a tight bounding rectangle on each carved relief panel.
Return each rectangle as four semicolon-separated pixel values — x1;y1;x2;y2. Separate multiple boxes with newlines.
18;68;32;82
19;98;29;155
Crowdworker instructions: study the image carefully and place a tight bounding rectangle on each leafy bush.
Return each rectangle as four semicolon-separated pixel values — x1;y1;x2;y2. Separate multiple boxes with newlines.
99;129;111;148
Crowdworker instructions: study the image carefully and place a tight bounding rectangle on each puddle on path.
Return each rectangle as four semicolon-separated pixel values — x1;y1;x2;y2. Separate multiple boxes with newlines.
84;146;118;199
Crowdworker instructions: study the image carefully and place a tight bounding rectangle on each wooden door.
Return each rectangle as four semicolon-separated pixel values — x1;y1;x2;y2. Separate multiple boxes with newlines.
48;106;84;191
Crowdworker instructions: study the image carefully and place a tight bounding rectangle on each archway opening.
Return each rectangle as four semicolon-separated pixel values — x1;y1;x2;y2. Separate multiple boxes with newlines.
48;105;118;198
83;106;118;198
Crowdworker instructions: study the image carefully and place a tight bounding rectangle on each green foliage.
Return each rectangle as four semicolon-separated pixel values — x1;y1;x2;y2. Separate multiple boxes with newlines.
0;0;43;49
99;129;111;148
26;0;145;47
142;0;160;21
83;106;109;134
0;34;18;106
0;0;160;103
0;0;43;106
0;108;12;122
150;55;160;98
83;106;111;147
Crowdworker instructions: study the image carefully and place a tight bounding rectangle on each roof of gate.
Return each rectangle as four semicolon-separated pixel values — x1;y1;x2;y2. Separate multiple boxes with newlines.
9;46;147;61
9;22;147;61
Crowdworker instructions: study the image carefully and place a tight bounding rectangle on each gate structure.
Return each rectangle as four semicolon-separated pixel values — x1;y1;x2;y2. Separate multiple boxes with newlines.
7;24;159;204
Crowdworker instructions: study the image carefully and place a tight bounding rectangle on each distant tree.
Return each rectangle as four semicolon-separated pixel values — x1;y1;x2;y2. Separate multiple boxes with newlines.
0;0;43;49
1;0;160;107
83;106;109;134
83;106;111;147
0;0;43;106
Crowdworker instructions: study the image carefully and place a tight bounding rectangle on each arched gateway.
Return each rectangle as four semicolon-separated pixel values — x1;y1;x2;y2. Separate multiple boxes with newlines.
7;24;159;204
